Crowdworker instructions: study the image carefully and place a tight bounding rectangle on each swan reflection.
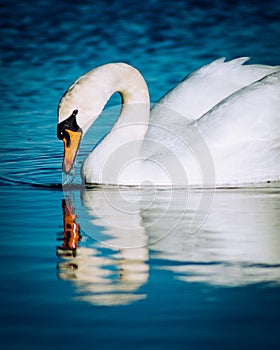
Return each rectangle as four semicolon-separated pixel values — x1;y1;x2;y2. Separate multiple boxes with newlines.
57;185;280;306
57;195;148;306
151;187;280;287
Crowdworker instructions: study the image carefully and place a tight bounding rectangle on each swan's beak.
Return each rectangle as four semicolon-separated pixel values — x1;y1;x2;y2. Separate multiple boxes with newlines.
62;129;82;174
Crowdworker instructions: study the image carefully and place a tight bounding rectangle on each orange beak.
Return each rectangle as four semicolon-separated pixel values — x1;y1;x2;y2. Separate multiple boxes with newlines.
62;129;82;174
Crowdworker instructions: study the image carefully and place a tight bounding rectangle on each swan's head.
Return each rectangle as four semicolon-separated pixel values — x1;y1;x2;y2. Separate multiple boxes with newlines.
57;71;110;174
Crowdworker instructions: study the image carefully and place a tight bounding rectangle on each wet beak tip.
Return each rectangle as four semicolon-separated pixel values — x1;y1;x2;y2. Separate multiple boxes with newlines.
63;160;73;174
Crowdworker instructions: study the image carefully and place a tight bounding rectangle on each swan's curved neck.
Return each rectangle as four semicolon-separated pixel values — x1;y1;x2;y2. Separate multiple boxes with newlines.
82;63;150;139
103;63;150;105
59;63;151;140
110;64;150;139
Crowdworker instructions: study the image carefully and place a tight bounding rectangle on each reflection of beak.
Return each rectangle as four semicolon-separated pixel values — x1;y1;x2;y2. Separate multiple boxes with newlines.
62;129;82;174
57;198;81;257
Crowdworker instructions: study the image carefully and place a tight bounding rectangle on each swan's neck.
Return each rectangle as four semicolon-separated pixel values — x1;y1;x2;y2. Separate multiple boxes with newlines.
82;63;150;139
110;64;150;140
59;63;150;139
78;64;150;184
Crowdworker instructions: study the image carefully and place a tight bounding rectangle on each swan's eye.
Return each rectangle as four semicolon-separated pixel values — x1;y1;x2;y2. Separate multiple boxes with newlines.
57;130;64;140
57;129;71;147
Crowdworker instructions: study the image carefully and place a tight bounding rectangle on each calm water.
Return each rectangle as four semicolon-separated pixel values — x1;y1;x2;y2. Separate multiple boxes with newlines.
1;0;280;349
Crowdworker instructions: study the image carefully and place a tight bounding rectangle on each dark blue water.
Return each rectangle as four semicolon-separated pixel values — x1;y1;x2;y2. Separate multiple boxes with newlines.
1;1;280;349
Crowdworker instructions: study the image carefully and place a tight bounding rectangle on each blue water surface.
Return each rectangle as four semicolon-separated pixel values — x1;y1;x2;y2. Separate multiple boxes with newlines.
1;0;280;349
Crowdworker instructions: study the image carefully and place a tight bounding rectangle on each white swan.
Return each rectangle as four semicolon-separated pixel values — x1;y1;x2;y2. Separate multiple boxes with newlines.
57;58;280;186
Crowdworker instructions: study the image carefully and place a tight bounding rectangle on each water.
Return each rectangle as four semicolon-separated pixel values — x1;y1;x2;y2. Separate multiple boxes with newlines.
1;0;280;349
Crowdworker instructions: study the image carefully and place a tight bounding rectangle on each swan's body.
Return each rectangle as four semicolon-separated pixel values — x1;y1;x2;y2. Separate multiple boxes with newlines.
57;58;280;186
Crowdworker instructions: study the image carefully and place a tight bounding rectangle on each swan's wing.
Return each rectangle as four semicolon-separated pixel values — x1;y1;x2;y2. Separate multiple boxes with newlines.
145;58;279;160
151;57;279;124
194;70;280;183
142;71;280;185
196;70;280;134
